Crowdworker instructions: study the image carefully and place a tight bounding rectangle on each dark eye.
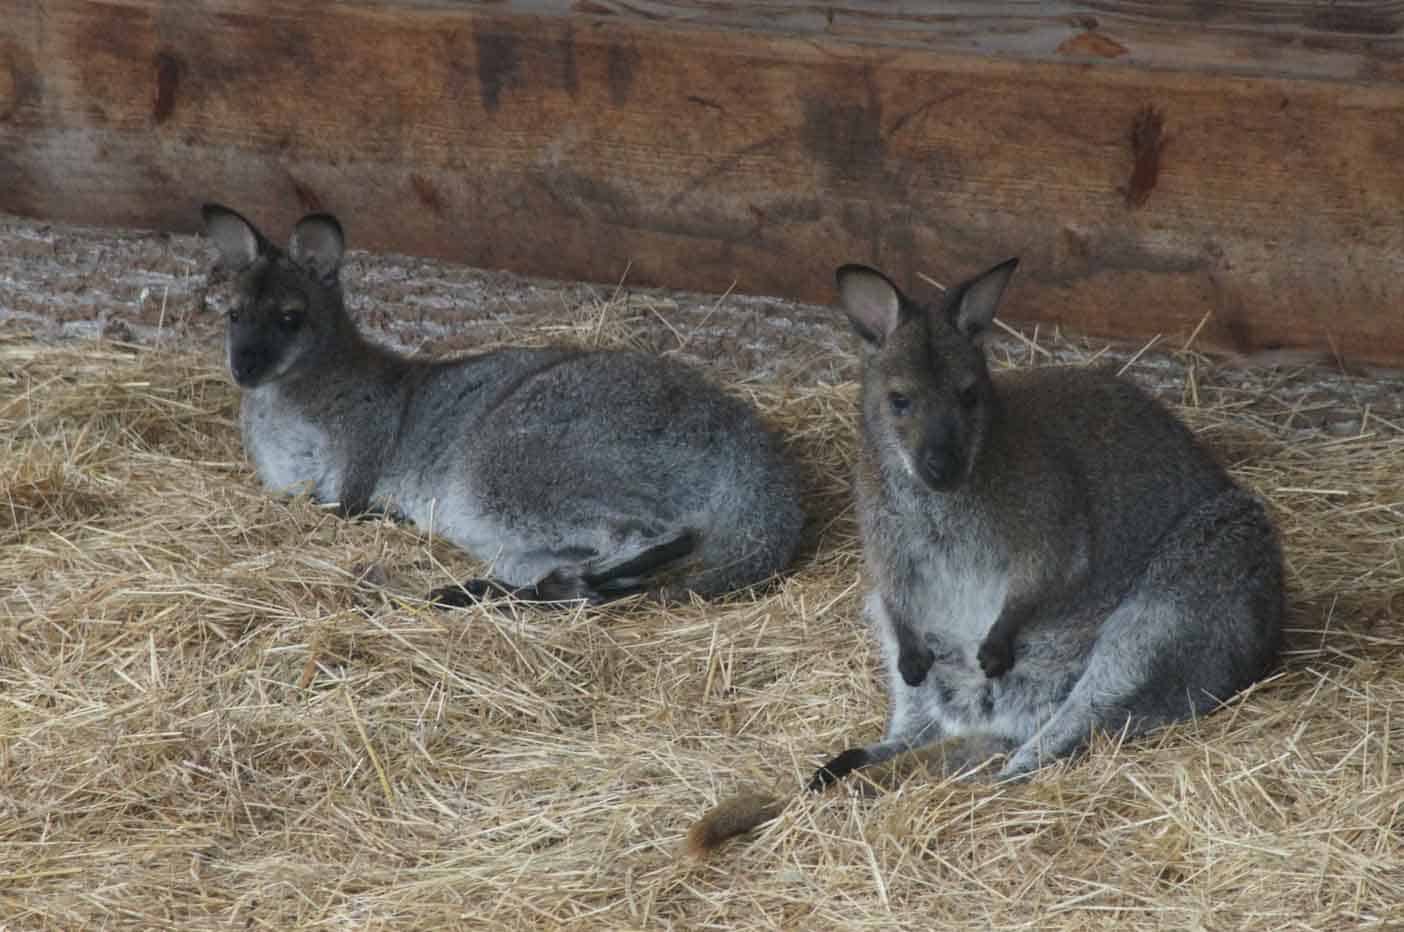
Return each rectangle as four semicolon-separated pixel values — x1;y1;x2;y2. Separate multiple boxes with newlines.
889;392;912;416
227;309;241;323
959;384;979;409
278;311;303;331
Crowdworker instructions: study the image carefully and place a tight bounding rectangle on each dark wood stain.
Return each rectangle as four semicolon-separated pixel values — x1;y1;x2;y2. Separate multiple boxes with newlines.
0;40;37;123
1125;105;1166;208
557;27;579;95
289;175;323;214
410;173;443;212
606;43;640;105
474;30;519;112
799;93;886;186
152;51;181;124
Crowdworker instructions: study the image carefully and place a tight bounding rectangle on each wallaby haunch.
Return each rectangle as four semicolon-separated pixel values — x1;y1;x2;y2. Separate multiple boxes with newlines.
201;204;803;605
685;257;1283;857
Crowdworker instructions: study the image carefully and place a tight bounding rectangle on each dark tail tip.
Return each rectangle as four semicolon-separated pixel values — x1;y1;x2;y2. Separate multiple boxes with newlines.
585;529;698;589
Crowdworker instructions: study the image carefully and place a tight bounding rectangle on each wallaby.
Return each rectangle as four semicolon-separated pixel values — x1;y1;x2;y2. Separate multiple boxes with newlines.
201;204;803;605
685;257;1283;857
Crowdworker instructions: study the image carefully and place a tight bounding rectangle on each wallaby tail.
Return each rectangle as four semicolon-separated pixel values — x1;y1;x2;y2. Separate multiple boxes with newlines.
584;529;698;597
684;736;1012;859
685;791;788;859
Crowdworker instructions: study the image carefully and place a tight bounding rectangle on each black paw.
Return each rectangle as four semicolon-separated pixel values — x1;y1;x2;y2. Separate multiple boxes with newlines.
807;748;869;793
898;645;935;687
977;636;1014;679
427;578;512;608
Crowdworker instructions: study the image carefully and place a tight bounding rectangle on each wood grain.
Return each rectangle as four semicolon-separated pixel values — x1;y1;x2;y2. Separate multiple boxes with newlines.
453;0;1404;82
3;0;1404;363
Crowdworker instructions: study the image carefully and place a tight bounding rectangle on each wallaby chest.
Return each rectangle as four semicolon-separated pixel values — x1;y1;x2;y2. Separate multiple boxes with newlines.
240;390;344;502
869;496;1010;650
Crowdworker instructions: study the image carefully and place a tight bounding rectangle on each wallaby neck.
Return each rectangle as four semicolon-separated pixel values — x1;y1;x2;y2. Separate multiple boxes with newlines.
294;304;411;389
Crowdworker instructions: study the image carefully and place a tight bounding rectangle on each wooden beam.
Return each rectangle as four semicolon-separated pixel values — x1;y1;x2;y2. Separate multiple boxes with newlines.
3;1;1404;363
479;0;1404;83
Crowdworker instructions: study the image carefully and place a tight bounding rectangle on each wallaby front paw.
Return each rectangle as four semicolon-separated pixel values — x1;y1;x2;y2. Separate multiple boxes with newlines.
427;578;508;608
898;645;936;687
977;636;1014;678
977;634;1010;676
807;748;869;792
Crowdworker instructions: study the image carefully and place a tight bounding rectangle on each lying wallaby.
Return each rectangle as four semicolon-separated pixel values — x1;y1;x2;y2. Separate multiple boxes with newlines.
686;258;1283;856
201;204;803;605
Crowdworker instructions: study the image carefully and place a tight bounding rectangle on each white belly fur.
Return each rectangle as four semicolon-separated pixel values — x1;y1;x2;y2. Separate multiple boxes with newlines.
372;475;536;583
875;555;1019;739
911;552;1009;656
241;393;342;501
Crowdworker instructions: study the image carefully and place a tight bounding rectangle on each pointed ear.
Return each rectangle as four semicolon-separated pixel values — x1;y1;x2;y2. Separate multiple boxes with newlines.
201;203;266;272
288;213;345;283
836;264;906;346
948;257;1018;340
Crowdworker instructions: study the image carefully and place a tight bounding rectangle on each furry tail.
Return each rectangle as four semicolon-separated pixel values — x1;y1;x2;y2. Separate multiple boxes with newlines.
585;530;698;596
684;791;787;859
684;736;1014;859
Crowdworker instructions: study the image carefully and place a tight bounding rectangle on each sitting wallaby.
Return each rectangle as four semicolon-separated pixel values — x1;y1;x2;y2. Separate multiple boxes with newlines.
685;258;1283;857
201;204;803;605
820;257;1284;780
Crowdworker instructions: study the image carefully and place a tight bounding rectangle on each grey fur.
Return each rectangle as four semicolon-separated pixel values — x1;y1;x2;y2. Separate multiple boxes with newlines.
201;204;803;604
815;259;1283;785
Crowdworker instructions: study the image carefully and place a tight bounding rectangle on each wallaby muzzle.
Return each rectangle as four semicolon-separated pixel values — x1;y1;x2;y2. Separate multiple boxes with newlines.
916;419;965;491
230;343;276;388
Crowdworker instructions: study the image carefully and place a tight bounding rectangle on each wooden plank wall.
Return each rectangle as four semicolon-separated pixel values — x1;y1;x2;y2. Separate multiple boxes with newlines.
3;1;1404;363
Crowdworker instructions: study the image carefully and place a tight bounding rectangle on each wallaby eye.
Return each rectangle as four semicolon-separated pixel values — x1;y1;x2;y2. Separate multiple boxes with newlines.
889;392;912;416
279;310;303;331
959;384;980;409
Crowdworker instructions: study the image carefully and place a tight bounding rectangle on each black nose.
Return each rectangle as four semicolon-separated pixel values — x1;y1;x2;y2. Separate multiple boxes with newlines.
920;446;961;490
232;348;264;384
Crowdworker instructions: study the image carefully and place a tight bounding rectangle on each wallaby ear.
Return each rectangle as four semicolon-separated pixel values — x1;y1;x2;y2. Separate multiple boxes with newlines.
288;213;345;283
948;258;1019;340
836;264;905;346
201;203;266;272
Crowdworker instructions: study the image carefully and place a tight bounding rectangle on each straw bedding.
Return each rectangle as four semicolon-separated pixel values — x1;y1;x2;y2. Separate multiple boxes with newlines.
2;307;1401;930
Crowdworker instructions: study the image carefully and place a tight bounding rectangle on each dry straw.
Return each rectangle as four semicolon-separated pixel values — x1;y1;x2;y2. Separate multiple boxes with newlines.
1;305;1401;930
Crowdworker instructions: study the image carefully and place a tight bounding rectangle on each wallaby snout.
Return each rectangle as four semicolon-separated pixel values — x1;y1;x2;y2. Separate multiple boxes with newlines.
229;343;269;387
913;412;966;490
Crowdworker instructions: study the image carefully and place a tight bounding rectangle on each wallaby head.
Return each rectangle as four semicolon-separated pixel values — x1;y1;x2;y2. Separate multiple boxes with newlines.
837;258;1018;491
201;203;349;388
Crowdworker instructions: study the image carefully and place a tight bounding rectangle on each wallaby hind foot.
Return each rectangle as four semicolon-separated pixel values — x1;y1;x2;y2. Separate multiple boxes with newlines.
429;530;698;610
809;733;1015;792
